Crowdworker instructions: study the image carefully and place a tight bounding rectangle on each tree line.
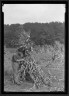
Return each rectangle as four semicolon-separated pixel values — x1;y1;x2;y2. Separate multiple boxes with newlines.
4;22;65;48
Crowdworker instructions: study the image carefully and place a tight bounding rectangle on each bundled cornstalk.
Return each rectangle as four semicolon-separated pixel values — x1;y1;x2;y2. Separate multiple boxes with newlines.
12;50;47;89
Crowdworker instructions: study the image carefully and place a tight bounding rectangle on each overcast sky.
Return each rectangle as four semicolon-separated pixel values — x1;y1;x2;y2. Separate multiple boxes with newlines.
3;4;65;25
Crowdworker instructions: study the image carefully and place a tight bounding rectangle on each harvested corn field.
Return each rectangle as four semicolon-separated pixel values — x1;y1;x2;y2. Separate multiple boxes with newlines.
4;41;65;92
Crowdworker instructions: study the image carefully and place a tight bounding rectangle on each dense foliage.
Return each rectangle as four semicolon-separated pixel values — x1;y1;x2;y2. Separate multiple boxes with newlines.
23;22;65;45
4;22;65;48
4;24;23;47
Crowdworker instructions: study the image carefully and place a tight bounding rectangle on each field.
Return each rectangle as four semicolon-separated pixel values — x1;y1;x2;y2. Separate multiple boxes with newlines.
4;41;65;92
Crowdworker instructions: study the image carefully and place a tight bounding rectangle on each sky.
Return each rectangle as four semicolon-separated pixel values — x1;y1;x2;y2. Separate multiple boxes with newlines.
3;4;65;25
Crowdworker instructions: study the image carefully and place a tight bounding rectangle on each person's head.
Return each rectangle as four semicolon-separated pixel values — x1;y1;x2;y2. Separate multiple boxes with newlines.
17;46;25;53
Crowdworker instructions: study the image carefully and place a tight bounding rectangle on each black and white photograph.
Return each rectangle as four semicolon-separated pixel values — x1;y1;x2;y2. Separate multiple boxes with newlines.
3;3;65;92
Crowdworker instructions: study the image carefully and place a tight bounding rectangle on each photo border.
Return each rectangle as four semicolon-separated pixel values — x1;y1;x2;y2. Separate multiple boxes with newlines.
0;0;68;95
